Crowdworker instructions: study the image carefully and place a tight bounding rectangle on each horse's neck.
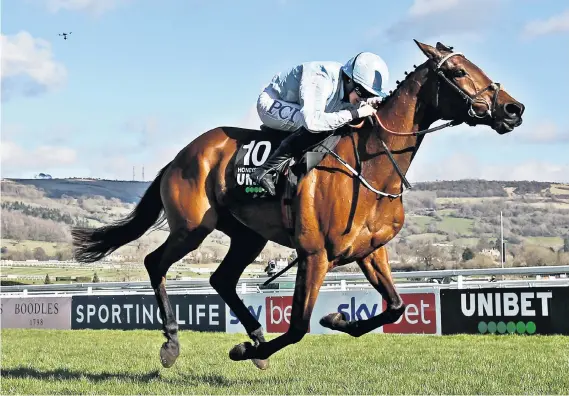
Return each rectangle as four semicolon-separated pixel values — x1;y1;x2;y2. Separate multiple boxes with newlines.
359;66;438;191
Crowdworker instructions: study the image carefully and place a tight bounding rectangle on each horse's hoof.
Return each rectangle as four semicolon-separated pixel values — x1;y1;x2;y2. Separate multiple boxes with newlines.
320;312;347;330
229;341;254;361
252;358;269;370
160;342;179;368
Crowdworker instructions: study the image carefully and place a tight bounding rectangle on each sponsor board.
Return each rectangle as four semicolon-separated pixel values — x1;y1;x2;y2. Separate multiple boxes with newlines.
266;295;312;333
312;290;438;335
0;296;72;330
226;294;266;333
225;290;439;335
226;294;308;334
441;286;569;335
383;292;437;334
72;294;226;331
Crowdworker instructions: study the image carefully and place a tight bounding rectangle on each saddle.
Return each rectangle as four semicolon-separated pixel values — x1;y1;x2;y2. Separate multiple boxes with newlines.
224;123;352;235
228;125;348;199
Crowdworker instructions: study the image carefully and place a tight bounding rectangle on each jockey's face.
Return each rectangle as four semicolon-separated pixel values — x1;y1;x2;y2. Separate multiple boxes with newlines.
348;90;363;105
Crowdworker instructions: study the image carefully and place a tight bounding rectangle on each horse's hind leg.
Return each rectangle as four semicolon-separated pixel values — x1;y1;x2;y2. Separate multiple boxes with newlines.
320;246;405;337
210;213;269;369
144;166;218;368
144;225;213;368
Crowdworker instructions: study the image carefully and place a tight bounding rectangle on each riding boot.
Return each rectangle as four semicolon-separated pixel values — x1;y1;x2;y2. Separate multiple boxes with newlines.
251;127;325;196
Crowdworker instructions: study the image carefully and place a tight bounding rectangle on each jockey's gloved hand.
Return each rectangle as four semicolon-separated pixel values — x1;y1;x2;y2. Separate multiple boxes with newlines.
366;97;383;108
356;104;376;118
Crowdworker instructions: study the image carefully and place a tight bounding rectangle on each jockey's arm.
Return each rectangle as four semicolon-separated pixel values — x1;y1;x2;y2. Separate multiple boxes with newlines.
298;70;356;132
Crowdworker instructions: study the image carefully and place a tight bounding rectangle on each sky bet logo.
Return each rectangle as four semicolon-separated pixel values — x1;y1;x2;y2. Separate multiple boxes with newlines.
265;296;311;333
337;297;380;321
337;293;437;334
228;296;309;334
383;293;437;334
229;305;263;324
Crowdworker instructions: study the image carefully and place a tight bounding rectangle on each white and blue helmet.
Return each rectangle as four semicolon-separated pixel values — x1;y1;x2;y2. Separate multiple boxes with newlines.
341;52;389;98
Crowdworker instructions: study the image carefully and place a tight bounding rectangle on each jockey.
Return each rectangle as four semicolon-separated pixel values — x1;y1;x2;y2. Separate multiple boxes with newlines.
251;51;390;196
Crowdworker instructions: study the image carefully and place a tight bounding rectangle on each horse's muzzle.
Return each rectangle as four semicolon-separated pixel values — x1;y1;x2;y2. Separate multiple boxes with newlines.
495;101;524;134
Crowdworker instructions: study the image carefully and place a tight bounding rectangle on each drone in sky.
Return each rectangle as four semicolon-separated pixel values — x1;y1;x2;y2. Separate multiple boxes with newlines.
59;32;72;40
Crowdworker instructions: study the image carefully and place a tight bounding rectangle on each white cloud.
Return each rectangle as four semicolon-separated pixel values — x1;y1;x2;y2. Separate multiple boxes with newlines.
35;0;131;15
514;121;569;144
409;0;460;17
1;31;67;101
1;140;77;176
377;0;503;42
414;120;569;149
407;152;569;183
522;9;569;38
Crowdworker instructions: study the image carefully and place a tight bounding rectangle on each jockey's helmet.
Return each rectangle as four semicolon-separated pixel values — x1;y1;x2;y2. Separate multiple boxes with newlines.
341;52;389;98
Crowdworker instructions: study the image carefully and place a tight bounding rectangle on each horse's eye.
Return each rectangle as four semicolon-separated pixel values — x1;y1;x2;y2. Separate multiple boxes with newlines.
453;69;466;78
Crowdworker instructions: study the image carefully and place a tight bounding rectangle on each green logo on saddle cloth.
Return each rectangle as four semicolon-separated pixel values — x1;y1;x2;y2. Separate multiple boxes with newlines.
245;186;265;194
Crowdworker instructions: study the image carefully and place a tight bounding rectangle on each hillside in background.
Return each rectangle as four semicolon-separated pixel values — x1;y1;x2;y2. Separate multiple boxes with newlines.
7;177;569;204
4;178;151;203
2;177;569;272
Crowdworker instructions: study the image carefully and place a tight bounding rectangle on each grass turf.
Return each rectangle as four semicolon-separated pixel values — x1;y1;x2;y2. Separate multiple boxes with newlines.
1;329;568;394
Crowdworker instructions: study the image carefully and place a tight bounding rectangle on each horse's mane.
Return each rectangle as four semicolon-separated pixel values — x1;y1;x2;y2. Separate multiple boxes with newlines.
376;59;429;110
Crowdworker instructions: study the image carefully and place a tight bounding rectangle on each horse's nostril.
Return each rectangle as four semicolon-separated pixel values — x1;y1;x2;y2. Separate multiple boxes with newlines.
504;102;524;117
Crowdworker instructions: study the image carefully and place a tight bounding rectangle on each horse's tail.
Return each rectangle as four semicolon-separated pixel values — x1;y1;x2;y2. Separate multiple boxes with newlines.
71;161;172;263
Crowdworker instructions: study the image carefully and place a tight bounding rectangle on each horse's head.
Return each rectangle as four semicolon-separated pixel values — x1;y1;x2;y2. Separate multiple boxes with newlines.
414;40;525;134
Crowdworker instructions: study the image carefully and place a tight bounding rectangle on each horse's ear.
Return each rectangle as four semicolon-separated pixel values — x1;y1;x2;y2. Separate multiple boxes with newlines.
413;39;442;61
436;42;453;52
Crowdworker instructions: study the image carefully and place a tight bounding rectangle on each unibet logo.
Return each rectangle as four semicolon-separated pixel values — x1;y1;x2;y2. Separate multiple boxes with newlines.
461;291;552;317
477;321;537;335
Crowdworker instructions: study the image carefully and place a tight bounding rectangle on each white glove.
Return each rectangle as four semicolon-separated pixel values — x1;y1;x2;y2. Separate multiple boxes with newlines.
366;97;383;108
356;103;376;118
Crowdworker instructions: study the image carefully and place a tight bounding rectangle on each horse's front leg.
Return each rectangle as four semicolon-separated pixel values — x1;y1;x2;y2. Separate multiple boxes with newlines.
320;246;405;337
229;251;329;361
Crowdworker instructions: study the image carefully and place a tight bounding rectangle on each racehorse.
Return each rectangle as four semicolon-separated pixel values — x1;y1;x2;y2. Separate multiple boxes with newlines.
71;40;524;370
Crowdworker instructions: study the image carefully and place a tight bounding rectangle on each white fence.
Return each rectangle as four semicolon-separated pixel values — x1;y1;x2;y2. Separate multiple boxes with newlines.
2;265;568;297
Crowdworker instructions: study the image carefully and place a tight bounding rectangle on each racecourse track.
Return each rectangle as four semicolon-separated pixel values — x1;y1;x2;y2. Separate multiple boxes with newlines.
1;329;568;394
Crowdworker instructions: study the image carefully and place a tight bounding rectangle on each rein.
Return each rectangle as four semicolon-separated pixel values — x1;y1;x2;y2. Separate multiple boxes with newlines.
321;51;501;199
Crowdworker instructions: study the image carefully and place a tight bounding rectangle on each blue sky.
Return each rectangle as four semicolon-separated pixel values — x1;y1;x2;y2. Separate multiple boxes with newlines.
2;0;568;182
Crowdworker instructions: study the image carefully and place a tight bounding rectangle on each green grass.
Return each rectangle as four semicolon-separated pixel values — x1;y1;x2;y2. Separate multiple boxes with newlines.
2;329;568;394
0;266;148;283
435;197;504;204
406;233;444;242
437;217;475;234
453;237;480;247
1;239;68;256
436;208;456;216
1;263;265;283
408;215;433;232
524;236;564;248
550;184;569;195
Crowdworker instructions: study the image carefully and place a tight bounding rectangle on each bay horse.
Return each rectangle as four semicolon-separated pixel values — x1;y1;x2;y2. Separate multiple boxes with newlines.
71;40;524;370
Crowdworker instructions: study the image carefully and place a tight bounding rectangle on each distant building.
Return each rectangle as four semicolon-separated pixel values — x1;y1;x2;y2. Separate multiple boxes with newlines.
480;248;500;259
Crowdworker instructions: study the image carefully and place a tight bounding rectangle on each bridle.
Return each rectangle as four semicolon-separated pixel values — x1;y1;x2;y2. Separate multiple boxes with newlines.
373;51;502;137
434;52;502;120
321;51;503;199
